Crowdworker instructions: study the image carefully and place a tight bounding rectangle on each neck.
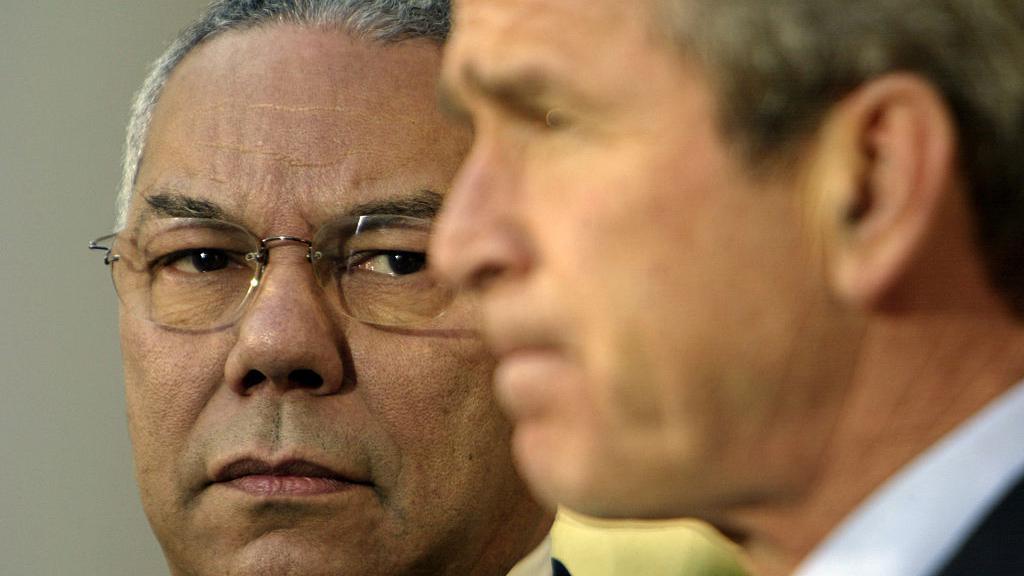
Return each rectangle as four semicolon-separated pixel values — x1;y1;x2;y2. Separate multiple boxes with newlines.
731;308;1024;576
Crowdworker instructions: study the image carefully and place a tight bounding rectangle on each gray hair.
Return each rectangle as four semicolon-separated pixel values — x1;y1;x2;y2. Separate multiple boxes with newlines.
664;0;1024;313
115;0;450;230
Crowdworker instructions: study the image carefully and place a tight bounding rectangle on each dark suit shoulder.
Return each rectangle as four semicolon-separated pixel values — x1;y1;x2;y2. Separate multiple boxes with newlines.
933;471;1024;575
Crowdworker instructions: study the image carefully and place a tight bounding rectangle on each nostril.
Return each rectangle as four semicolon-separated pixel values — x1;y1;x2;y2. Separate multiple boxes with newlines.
241;370;266;390
289;368;323;390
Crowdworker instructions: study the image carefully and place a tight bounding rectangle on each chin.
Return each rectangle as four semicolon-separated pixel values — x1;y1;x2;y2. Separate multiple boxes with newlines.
157;525;377;576
174;544;378;576
511;420;630;517
515;421;723;520
232;556;352;576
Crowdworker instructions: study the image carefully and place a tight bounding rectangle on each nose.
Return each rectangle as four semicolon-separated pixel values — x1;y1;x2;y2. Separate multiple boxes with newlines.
431;134;533;291
223;247;346;396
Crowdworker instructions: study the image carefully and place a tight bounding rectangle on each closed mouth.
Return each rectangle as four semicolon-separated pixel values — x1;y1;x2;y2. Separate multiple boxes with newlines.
212;458;371;497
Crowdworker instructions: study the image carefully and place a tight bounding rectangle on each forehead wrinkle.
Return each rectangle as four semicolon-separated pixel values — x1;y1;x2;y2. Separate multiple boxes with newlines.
183;108;362;169
194;140;356;170
178;100;425;178
244;103;350;114
192;100;353;114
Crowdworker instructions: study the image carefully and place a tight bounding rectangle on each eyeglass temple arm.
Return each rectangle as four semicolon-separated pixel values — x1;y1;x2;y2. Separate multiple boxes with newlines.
89;235;120;265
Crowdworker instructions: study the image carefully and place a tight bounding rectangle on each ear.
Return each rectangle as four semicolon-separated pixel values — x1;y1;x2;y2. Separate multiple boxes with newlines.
811;74;958;310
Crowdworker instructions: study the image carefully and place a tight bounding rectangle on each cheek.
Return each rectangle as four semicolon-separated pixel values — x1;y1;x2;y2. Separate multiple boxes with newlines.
351;335;504;492
360;336;499;444
529;142;808;441
121;318;229;480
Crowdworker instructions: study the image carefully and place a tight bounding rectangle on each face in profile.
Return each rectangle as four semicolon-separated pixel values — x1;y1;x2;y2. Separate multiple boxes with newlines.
117;24;549;576
435;0;861;521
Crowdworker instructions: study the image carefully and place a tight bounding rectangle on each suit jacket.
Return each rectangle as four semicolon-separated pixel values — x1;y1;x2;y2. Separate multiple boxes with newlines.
933;471;1024;575
552;558;571;576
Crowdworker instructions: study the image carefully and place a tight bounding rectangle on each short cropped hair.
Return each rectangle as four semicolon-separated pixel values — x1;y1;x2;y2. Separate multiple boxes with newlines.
116;0;450;230
665;0;1024;313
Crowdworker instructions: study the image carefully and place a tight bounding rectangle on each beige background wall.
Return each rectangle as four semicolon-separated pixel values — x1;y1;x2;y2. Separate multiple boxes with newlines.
1;2;210;573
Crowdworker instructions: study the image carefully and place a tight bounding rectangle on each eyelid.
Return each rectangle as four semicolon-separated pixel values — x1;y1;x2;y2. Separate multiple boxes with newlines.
444;78;557;128
497;95;556;126
483;83;574;129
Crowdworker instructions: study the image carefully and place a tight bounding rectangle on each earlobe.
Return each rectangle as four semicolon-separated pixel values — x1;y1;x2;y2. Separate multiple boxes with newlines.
820;74;958;311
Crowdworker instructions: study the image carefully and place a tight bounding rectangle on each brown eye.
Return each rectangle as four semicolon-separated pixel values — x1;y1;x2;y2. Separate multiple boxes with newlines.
349;251;427;276
162;249;234;274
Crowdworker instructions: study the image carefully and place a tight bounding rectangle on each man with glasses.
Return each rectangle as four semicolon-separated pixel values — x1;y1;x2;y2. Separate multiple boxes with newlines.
90;1;557;574
433;0;1024;574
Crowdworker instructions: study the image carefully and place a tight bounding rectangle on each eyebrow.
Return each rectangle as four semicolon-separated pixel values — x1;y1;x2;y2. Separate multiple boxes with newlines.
144;193;226;220
445;61;569;121
140;188;444;226
345;190;444;219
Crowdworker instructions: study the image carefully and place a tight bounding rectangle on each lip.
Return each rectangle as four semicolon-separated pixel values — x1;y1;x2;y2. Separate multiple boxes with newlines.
479;302;577;415
483;313;563;361
492;347;577;421
212;458;370;497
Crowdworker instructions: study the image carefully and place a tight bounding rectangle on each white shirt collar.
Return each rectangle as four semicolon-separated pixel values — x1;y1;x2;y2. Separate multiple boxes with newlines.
794;378;1024;576
507;535;553;576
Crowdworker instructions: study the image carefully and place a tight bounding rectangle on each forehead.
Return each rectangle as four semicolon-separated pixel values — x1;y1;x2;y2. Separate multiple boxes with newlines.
136;24;468;231
448;0;660;74
444;0;687;115
454;0;650;43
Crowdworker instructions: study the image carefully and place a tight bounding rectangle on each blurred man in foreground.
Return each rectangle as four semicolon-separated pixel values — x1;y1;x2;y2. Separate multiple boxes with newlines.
90;1;554;574
434;0;1024;574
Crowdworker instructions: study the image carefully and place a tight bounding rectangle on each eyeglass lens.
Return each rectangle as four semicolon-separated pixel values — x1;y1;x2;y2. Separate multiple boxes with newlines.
106;216;454;329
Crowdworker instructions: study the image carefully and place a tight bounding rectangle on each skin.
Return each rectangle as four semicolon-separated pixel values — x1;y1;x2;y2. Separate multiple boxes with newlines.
119;24;550;576
434;0;1024;573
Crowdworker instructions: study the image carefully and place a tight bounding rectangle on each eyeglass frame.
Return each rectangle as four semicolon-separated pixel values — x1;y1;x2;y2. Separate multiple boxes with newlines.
88;214;460;330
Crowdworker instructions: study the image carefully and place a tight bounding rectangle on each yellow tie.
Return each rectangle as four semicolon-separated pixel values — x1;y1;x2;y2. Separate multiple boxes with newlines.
551;508;750;575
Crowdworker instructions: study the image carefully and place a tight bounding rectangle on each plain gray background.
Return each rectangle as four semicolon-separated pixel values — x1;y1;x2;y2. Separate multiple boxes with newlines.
1;1;212;573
